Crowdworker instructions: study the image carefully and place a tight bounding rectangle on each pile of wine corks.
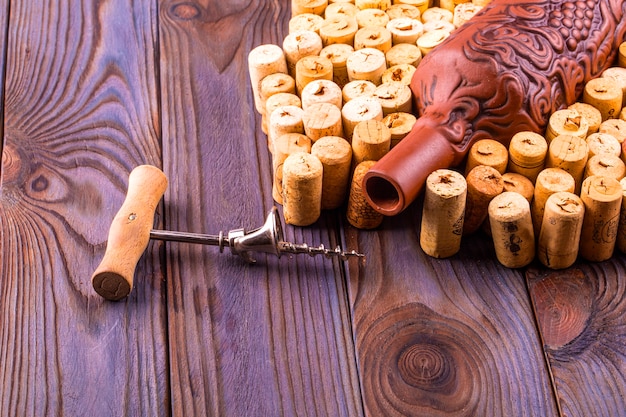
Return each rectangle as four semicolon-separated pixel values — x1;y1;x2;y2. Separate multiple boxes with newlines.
248;0;486;228
420;55;626;270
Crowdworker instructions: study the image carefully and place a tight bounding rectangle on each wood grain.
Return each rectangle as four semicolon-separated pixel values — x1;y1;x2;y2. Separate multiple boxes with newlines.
346;206;560;417
0;1;168;415
527;259;626;417
158;1;362;415
3;1;625;416
0;0;6;155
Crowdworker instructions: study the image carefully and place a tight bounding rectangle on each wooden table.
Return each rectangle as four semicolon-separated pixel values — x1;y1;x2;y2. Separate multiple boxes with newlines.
1;1;624;416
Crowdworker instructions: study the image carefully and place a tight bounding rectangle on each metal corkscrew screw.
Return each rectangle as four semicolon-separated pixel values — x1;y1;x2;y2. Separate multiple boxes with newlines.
149;206;365;263
91;165;365;301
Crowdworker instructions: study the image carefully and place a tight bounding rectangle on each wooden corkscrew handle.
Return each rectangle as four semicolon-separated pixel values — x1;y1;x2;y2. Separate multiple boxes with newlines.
91;165;168;301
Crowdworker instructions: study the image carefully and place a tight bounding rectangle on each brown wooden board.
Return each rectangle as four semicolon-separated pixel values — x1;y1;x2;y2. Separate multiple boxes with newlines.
527;259;626;417
0;1;168;415
346;206;560;416
0;0;6;148
158;1;362;415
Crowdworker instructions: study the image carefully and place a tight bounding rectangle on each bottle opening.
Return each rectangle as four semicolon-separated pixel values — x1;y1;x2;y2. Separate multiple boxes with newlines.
364;175;403;216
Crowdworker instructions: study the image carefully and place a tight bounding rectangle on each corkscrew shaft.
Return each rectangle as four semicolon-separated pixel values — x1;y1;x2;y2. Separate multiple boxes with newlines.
149;207;365;263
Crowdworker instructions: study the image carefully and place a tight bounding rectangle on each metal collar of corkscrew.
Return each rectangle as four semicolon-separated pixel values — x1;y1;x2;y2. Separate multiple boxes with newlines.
91;165;365;301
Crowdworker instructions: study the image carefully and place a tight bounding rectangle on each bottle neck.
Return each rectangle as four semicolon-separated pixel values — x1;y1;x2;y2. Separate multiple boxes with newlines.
363;120;456;216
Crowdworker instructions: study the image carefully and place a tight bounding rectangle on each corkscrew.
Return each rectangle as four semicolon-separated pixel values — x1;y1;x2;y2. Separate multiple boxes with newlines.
148;207;364;263
91;165;364;301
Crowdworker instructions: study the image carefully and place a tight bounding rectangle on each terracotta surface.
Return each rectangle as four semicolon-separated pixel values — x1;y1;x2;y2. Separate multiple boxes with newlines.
364;0;626;215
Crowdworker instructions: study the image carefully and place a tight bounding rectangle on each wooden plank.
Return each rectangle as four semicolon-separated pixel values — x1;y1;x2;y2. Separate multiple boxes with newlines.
527;259;626;417
0;1;168;415
158;1;363;415
346;206;560;416
0;0;6;145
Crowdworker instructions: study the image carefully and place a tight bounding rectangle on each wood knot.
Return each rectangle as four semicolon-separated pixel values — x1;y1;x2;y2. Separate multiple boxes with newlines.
31;175;49;192
171;2;201;20
359;303;486;415
528;268;593;350
398;343;452;388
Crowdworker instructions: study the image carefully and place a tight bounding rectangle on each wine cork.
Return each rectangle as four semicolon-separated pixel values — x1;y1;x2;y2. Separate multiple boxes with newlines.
472;0;492;6
355;0;391;10
602;66;626;106
617;177;626;253
324;2;359;20
453;3;482;28
351;119;391;165
502;172;534;203
283;30;324;77
301;79;343;110
621;107;626;122
585;132;621;158
292;0;328;16
311;136;353;209
464;139;509;176
268;105;305;153
416;29;451;56
439;0;470;13
354;27;393;53
282;152;323;226
386;18;424;45
545;108;589;143
346;48;387;85
423;20;456;34
599;118;626;144
421;7;454;23
399;0;431;14
381;64;416;86
373;81;412;116
582;77;623;121
584;153;626;181
530;168;576;237
260;73;297;106
483;171;535;237
347;160;384;229
320;43;355;88
342;80;377;103
289;13;325;34
355;8;390;28
488;191;536;268
259;74;297;134
319;15;359;46
579;175;623;262
546;134;589;194
537;191;584;269
385;43;422;67
295;55;334;95
420;169;467;258
619;41;626;68
248;44;288;114
507;131;548;183
463;165;504;235
265;93;302;134
386;4;421;20
341;96;384;140
266;93;302;121
568;102;602;134
302;102;344;141
272;133;313;204
383;112;417;148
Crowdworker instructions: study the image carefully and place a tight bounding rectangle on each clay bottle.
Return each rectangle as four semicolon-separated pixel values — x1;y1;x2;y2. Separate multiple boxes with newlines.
362;0;626;216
